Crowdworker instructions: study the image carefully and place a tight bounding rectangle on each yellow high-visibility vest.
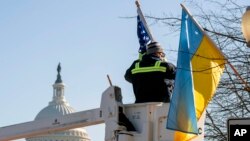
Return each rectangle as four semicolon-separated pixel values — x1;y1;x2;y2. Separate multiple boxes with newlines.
131;61;166;74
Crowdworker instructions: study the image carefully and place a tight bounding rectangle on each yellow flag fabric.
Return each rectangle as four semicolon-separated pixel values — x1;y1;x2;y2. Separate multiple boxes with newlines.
192;35;226;119
167;6;226;141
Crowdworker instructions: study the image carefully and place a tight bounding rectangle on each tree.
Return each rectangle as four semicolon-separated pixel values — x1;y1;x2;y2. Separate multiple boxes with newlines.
147;0;250;140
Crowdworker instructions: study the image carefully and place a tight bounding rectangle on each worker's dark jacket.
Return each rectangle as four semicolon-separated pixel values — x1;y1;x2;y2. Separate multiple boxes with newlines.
125;54;176;103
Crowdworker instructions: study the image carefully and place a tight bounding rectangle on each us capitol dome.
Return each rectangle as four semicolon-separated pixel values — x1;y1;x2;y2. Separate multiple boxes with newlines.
26;63;91;141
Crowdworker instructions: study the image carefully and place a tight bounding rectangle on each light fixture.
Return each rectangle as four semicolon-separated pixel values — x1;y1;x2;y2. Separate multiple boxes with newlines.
242;6;250;47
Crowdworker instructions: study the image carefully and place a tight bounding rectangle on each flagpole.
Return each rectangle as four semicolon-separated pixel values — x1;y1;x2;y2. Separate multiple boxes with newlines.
181;4;250;92
227;63;250;91
135;0;155;41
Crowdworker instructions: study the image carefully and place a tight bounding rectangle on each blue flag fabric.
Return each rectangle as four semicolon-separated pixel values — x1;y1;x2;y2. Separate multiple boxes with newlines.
166;9;199;134
167;8;226;140
137;15;151;55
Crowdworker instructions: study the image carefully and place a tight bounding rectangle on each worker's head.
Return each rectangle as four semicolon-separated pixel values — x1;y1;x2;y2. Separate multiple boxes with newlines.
147;41;165;60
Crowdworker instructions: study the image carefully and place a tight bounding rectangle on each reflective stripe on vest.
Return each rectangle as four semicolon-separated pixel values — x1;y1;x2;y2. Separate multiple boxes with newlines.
131;61;166;74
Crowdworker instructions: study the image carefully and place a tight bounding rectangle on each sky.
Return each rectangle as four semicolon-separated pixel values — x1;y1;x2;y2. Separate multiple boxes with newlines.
0;0;249;141
0;1;181;140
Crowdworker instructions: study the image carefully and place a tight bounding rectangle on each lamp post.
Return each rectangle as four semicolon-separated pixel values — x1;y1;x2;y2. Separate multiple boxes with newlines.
242;6;250;47
241;6;250;92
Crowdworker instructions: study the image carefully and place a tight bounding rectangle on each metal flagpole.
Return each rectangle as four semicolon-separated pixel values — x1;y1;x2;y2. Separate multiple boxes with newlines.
227;63;250;92
135;0;155;42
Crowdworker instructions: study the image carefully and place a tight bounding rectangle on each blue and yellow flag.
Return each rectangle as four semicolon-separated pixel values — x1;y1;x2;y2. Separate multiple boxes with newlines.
167;5;226;140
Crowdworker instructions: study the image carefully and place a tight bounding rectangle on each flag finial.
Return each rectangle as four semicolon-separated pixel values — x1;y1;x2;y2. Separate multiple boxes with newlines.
135;0;140;8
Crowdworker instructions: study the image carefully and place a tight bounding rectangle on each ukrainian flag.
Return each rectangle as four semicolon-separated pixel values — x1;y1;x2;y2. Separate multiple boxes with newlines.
167;5;226;140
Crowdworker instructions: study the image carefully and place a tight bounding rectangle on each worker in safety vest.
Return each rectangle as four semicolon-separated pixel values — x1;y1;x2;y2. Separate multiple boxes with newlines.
125;41;176;103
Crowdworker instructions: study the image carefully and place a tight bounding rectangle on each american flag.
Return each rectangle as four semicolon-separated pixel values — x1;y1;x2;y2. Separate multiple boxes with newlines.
137;15;151;55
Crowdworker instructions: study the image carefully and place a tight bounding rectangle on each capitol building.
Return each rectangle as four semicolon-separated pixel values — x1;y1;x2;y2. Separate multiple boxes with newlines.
26;64;91;141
